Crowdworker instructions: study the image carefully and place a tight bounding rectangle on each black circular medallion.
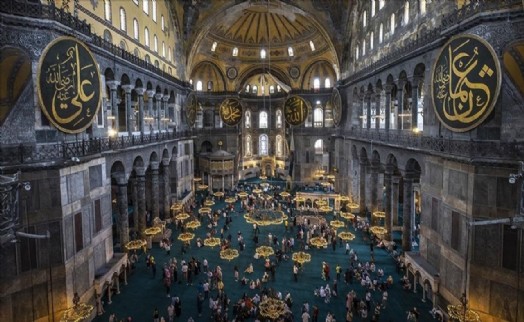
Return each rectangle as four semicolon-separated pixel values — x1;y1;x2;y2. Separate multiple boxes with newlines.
37;36;101;134
185;92;198;126
284;95;310;126
330;87;342;126
219;98;243;126
227;67;238;80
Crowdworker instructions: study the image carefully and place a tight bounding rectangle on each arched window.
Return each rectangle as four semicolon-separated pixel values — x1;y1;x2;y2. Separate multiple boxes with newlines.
245;110;251;128
390;13;395;34
260;49;266;59
145;54;151;64
276;110;282;128
152;0;157;21
314;139;323;155
143;0;149;14
144;27;150;47
379;0;385;9
259;111;268;128
211;41;217;52
370;32;374;50
259;135;268;156
119;8;126;31
277;85;281;92
420;0;427;15
362;40;366;56
269;85;275;94
362;10;367;27
371;0;376;17
404;1;410;25
162;42;166;57
379;23;383;43
276;135;283;157
154;60;159;68
245;135;252;156
133;19;139;40
232;47;239;56
314;107;323;127
119;40;127;50
252;85;258;94
104;0;111;21
161;15;165;31
309;40;315;51
325;78;331;88
313;78;320;89
103;29;112;43
134;47;140;58
245;85;250;93
196;81;203;91
168;47;171;61
207;81;213;91
154;35;158;52
355;46;359;60
288;47;294;56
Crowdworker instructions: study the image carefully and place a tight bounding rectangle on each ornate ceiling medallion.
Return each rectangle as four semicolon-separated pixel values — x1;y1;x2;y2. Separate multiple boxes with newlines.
227;67;238;80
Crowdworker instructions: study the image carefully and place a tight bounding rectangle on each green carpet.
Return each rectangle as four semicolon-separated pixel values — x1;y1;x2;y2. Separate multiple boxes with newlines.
94;192;433;322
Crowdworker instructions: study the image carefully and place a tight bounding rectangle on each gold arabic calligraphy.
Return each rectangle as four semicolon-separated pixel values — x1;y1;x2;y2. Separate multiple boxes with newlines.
284;96;308;125
432;35;499;131
220;99;242;126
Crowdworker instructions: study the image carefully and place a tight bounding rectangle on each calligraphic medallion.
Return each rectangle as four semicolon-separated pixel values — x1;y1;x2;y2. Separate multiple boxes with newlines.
431;34;501;132
185;92;198;126
284;95;310;126
37;37;101;134
330;87;342;126
219;98;243;126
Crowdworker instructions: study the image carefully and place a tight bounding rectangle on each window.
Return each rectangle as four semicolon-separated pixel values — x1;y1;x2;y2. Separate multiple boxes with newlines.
245;85;250;93
143;0;149;14
277;85;281;92
252;85;258;94
259;135;268;155
362;10;367;27
314;107;323;127
144;27;150;47
245;135;252;156
371;0;376;17
145;54;151;64
232;47;238;56
119;40;127;50
309;40;315;51
379;0;385;9
104;0;111;21
104;30;112;43
245;110;251;128
390;13;395;34
325;78;331;88
207;81;213;91
276;110;282;128
119;8;126;31
168;47;171;61
313;78;320;89
133;19;139;40
404;1;410;25
134;47;140;58
154;60;159;68
161;15;165;31
269;85;275;94
362;40;366;56
288;46;294;56
420;0;427;15
276;135;283;157
370;32;374;50
355;47;359;60
133;0;138;4
211;41;217;52
196;80;203;91
152;0;157;21
314;139;323;154
154;35;158;52
259;111;268;128
379;23;383;43
260;49;266;59
162;42;166;57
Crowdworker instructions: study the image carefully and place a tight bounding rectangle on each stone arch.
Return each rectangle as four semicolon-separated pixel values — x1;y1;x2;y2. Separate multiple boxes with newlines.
237;65;290;93
190;60;227;92
301;59;337;89
120;73;131;86
146;81;153;91
105;68;115;81
149;151;159;163
171;144;178;157
135;78;143;89
201;141;213;153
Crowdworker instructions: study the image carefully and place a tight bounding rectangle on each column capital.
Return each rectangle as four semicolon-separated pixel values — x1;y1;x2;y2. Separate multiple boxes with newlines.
392;176;401;184
162;95;170;102
155;93;164;100
134;166;146;177
135;87;146;96
384;84;394;93
150;161;160;171
146;90;156;97
162;158;170;167
112;172;127;186
106;81;121;90
121;85;134;93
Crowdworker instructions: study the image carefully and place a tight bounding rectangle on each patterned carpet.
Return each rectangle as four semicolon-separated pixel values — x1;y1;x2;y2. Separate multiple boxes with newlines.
94;185;434;322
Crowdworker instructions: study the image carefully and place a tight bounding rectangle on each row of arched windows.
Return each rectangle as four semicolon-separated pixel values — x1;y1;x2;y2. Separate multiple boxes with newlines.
244;134;284;157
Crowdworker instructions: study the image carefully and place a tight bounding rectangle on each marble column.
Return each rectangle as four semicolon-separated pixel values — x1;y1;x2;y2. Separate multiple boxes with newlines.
411;78;420;130
162;96;170;131
135;166;147;237
130;177;138;234
374;92;381;129
397;82;405;130
155;94;163;132
384;169;393;241
150;161;160;220
122;85;134;136
384;85;392;131
402;174;414;251
365;94;372;129
370;163;379;213
161;159;171;219
146;90;156;132
392;176;400;226
135;88;146;135
114;173;129;247
106;81;120;132
359;160;367;216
